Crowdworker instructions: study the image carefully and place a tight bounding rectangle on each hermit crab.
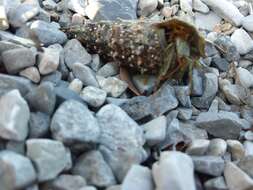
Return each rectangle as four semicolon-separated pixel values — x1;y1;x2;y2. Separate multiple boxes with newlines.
63;18;206;95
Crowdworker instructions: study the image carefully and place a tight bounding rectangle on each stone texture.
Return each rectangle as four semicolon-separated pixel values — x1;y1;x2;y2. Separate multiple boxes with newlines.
242;15;253;32
186;139;210;155
29;112;50;138
97;62;119;77
207;138;227;157
227;140;245;161
80;86;107;107
204;176;228;190
137;0;158;16
236;67;253;88
19;66;40;83
195;11;222;31
68;78;83;93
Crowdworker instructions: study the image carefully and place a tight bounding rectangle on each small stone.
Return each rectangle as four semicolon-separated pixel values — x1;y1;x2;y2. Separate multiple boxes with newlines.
137;0;158;16
186;139;210;155
54;86;84;105
242;15;253;32
208;98;219;112
51;100;100;145
98;76;128;98
8;2;39;27
97;62;119;77
245;131;253;141
244;141;253;156
38;46;60;75
224;162;253;190
239;60;253;68
236;67;253;88
30;20;67;46
6;141;25;155
122;165;154;190
72;62;99;87
207;138;227;157
80;86;107;107
196;111;243;139
29;112;50;138
64;39;92;68
43;0;57;10
90;54;103;72
0;90;29;141
26;139;71;182
0;151;36;189
237;155;253;179
132;75;156;95
231;28;253;55
41;71;62;86
142;116;167;146
195;11;222;31
0;1;9;30
201;0;244;26
204;176;228;190
177;108;192;120
192;156;225;176
25;82;56;115
20;66;40;83
68;78;83;93
68;0;87;16
174;86;191;108
72;13;85;25
211;57;229;72
227;140;245;161
41;174;87;190
152;151;195;190
97;104;145;182
2;48;36;74
73;150;116;187
193;0;209;13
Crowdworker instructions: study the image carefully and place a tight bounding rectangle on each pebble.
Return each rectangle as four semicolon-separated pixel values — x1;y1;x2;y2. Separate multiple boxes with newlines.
174;86;191;108
64;39;92;69
41;71;62;86
186;139;210;155
193;0;209;13
97;104;145;182
8;2;39;27
204;176;228;190
192;156;225;176
41;174;87;190
19;66;41;83
177;108;192;120
72;150;116;187
142;116;167;146
236;67;253;88
196;111;243;139
67;0;87;16
224;162;253;190
30;20;67;46
72;62;99;87
54;86;84;105
227;140;245;161
26;139;71;182
152;151;196;190
244;141;253;156
195;11;222;31
98;76;128;98
0;150;36;189
90;54;103;72
51;100;100;145
0;90;30;141
25;82;56;115
191;69;203;96
29;112;50;138
2;48;36;74
43;0;57;10
201;0;244;26
211;57;229;72
80;86;107;107
38;46;60;75
242;14;253;32
231;28;253;55
97;62;119;77
68;78;83;93
0;1;9;30
137;0;158;16
122;165;154;190
207;138;227;156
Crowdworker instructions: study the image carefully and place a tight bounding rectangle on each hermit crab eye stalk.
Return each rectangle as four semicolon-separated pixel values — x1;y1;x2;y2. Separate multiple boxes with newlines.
63;18;205;93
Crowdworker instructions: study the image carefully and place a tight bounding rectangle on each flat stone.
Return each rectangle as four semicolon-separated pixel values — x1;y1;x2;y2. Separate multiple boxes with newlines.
244;141;253;156
122;165;154;190
64;39;92;68
191;69;203;96
236;67;253;88
231;28;253;55
41;174;87;190
193;0;209;13
43;0;57;10
25;82;56;115
196;111;243;139
80;86;107;107
186;139;210;155
204;176;228;190
0;1;9;30
224;162;253;190
0;90;30;141
72;62;99;87
54;86;84;105
195;11;222;31
207;138;227;157
68;0;87;16
238;155;253;179
191;156;225;176
20;66;40;83
192;73;218;109
227;140;245;161
68;78;83;93
179;0;192;13
8;2;39;27
97;62;119;77
201;0;244;26
0;150;36;189
174;86;191;108
85;0;138;21
242;14;253;32
0;40;23;54
29;112;50;138
97;104;145;182
142;116;167;146
51;100;100;145
2;48;36;74
72;150;116;187
211;57;229;72
98;76;128;98
137;0;158;16
90;54;103;72
152;151;196;190
30;20;67;46
41;71;62;86
177;108;192;120
26;139;71;182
